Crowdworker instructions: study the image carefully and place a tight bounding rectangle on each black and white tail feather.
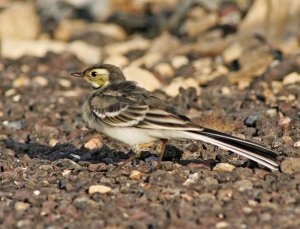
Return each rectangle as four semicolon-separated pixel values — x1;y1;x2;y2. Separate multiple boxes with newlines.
88;80;279;171
181;129;279;170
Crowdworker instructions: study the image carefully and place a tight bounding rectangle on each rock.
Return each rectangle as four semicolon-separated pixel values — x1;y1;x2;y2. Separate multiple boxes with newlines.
164;77;200;97
14;202;30;211
68;40;102;65
84;136;103;150
281;158;300;174
266;108;278;118
282;72;300;85
3;120;25;130
244;113;259;127
278;117;291;126
88;185;112;194
5;89;16;97
105;37;150;55
223;42;243;63
183;173;200;186
33;76;49;87
294;141;300;147
89;23;127;40
1;39;102;64
1;39;66;59
154;63;174;78
12;76;30;88
123;66;161;91
129;170;142;180
104;55;129;68
58;79;72;88
217;189;233;201
148;32;180;55
171;56;189;69
213;163;236;172
182;8;218;37
54;19;87;41
0;2;40;39
49;139;58;147
234;179;253;192
216;221;230;229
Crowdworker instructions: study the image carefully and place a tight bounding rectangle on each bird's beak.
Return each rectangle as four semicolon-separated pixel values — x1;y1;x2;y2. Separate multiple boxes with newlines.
70;72;82;77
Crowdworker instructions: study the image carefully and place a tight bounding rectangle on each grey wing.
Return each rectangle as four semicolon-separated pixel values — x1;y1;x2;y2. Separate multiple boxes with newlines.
89;81;201;130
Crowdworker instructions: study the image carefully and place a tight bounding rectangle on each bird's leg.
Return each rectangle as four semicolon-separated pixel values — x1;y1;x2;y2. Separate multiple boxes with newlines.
157;139;167;169
116;145;141;170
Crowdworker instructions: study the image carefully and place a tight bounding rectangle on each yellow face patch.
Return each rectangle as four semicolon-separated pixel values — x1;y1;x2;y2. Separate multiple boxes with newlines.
84;68;110;88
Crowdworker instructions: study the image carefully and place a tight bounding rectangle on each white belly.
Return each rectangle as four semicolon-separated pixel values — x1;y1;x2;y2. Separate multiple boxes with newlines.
99;123;182;146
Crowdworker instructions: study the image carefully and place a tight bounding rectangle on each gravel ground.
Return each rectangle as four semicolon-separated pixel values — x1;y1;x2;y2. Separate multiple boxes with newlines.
1;1;300;228
0;53;299;229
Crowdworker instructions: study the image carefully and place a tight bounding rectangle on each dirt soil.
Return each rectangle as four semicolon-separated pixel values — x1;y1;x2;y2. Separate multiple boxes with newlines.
0;52;299;229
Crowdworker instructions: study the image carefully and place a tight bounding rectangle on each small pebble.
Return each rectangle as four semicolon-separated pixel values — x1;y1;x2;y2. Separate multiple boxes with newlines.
89;185;112;194
266;108;277;118
183;173;200;186
234;179;253;192
282;72;300;85
171;55;189;69
33;76;48;87
294;141;300;147
154;63;174;78
213;163;236;172
216;221;230;229
281;158;300;174
3;120;25;130
244;113;259;127
129;170;142;180
58;79;72;88
14;202;30;211
49;139;58;146
84;136;103;149
278;117;291;126
12;94;21;102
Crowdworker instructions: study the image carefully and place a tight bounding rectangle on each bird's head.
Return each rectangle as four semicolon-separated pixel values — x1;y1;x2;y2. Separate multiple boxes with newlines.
71;64;126;88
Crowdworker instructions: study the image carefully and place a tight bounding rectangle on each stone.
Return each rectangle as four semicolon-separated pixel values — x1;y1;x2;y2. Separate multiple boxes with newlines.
88;185;112;194
234;179;253;192
281;158;300;174
0;2;40;39
123;66;161;91
183;173;200;186
12;76;30;88
223;42;243;63
129;170;142;180
84;136;103;150
282;72;300;85
3;120;25;130
33;76;49;87
67;40;102;65
154;63;174;78
105;37;150;55
58;79;72;88
104;55;129;68
294;141;300;147
171;56;189;69
278;117;292;126
1;39;101;64
14;202;30;211
213;163;236;172
164;77;199;97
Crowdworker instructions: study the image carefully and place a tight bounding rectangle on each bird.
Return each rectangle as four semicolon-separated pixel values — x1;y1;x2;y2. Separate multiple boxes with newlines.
71;64;279;170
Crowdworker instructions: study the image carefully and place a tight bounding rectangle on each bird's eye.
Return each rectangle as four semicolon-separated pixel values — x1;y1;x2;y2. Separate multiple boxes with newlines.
90;71;97;77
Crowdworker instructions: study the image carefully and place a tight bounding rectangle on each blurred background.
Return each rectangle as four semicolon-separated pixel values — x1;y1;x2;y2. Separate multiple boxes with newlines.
0;0;299;93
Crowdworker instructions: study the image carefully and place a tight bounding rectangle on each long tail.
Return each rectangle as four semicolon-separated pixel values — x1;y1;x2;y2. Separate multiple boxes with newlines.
180;128;279;170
